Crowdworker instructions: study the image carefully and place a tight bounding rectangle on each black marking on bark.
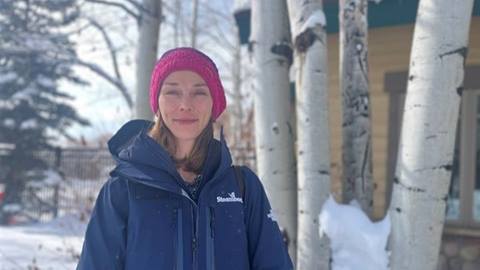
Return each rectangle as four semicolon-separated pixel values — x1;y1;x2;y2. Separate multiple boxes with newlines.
410;186;425;192
408;75;415;81
299;210;305;214
294;27;323;54
296;30;314;53
395;208;402;213
248;41;256;54
360;112;370;118
356;48;368;83
272;125;280;135
457;87;463;96
270;41;293;66
440;164;453;171
394;177;426;193
268;147;274;152
413;164;453;173
287;121;293;136
299;150;304;155
439;47;468;60
272;170;278;175
426;135;437;140
318;170;329;175
360;137;371;193
305;117;310;123
442;194;448;202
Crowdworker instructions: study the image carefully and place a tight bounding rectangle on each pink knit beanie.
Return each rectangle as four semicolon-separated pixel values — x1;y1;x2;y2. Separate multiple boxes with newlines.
149;47;227;120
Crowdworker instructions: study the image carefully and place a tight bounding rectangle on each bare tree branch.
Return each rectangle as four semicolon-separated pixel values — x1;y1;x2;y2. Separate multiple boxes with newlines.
73;59;133;108
86;17;125;92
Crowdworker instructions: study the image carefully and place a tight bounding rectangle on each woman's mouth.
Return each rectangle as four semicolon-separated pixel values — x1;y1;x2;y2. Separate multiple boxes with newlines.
173;118;198;125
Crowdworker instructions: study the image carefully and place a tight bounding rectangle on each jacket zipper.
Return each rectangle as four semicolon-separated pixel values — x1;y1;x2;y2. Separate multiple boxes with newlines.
175;208;184;270
191;205;199;270
207;206;216;270
116;171;231;270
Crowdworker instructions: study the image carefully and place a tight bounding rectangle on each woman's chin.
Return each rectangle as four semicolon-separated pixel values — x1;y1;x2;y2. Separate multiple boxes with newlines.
171;131;201;142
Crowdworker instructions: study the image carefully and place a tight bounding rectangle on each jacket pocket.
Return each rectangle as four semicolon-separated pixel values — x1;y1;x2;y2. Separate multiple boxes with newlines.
212;203;249;269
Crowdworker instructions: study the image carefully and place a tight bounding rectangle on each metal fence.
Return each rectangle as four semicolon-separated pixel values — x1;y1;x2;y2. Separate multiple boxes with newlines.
3;148;115;224
2;145;255;224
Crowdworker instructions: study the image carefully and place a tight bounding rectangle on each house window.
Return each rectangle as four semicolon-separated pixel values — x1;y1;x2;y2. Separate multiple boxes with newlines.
474;95;480;221
385;66;480;228
445;120;460;220
444;90;479;226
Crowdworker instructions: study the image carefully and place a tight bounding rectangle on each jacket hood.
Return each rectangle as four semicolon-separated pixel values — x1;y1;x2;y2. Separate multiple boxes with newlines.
107;119;233;193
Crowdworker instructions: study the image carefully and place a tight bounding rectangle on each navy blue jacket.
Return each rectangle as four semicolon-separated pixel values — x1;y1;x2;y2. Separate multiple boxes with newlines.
77;120;293;270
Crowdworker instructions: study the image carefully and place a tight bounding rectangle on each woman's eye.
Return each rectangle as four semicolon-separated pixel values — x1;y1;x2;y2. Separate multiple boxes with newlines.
194;90;208;96
165;90;180;95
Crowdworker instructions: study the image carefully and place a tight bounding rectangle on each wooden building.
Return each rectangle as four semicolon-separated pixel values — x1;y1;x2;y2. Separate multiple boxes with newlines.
324;1;480;269
233;0;480;268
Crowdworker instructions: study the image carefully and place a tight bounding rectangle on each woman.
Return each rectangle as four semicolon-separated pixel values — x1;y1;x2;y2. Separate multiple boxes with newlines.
77;47;293;270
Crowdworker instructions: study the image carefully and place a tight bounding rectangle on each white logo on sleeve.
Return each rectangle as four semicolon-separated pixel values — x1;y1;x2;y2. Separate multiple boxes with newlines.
217;192;243;203
267;209;278;222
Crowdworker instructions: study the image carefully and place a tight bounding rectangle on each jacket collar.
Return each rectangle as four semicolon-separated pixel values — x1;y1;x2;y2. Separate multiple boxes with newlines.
107;120;232;194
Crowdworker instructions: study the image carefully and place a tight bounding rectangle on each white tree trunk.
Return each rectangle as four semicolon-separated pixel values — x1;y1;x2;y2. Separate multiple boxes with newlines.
389;1;474;269
190;0;199;48
339;0;373;213
287;1;330;269
174;0;181;47
250;0;297;263
231;40;243;149
135;0;162;120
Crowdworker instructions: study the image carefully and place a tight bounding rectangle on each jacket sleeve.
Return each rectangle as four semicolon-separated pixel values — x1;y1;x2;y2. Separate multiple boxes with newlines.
242;167;294;270
77;176;129;270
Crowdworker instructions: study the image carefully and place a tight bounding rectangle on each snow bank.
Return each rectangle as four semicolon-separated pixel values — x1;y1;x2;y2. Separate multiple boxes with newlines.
0;214;86;269
319;195;391;270
0;72;18;84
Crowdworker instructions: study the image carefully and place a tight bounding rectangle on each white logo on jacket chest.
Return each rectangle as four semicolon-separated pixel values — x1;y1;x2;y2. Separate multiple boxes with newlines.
216;192;243;203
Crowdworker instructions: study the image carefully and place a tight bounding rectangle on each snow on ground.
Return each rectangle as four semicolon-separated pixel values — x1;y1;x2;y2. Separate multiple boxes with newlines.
0;214;87;269
319;195;391;270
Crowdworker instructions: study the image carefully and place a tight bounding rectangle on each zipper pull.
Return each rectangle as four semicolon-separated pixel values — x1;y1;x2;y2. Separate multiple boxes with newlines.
192;237;197;252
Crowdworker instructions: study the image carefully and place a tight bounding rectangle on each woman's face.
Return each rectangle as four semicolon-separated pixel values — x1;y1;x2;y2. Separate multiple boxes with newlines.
158;70;213;143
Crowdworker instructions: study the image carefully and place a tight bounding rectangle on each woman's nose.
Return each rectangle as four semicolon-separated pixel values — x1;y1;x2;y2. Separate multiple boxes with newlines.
179;95;193;111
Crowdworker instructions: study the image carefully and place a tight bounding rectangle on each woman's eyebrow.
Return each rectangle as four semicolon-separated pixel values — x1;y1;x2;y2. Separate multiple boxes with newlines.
194;83;207;87
163;82;179;86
